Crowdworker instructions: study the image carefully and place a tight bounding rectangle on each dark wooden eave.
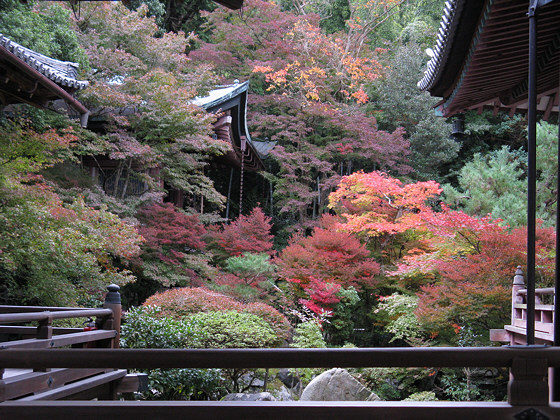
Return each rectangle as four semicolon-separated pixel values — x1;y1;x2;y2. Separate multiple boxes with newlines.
419;0;560;118
213;0;244;9
193;81;275;172
0;35;89;126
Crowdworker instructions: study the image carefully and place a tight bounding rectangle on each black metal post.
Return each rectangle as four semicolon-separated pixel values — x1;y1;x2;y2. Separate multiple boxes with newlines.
526;0;538;346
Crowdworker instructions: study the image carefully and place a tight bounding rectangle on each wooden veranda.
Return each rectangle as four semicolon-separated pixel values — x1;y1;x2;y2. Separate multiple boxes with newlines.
0;283;559;418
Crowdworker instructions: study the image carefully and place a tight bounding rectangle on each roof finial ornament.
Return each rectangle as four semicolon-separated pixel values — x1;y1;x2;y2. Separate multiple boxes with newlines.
234;79;239;85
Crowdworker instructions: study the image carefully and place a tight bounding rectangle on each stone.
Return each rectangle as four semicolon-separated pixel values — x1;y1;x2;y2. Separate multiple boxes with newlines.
277;369;301;389
223;392;277;401
275;385;295;401
299;368;380;401
240;372;265;388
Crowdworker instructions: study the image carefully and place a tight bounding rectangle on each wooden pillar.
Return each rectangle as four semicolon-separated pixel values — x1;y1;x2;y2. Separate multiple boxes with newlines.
34;313;53;372
512;266;525;328
508;357;549;406
100;284;122;349
553;86;560;401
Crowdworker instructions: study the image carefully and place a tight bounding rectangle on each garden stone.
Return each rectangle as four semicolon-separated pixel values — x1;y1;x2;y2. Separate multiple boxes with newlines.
300;368;380;401
277;369;301;389
275;385;295;401
223;392;277;401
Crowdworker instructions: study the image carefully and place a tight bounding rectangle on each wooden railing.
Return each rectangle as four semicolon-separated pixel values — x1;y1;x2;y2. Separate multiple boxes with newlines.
0;285;144;403
1;280;560;419
491;267;555;345
1;346;560;419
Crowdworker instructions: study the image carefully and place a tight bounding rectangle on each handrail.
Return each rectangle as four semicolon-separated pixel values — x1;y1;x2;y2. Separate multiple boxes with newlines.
1;347;560;369
518;288;555;295
0;305;98;314
0;309;113;324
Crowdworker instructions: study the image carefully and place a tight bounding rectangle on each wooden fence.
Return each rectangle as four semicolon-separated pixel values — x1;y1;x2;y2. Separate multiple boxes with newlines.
491;266;555;345
1;283;560;419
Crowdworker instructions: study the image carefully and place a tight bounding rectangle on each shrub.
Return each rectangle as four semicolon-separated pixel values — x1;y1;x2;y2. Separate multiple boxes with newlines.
186;311;278;349
290;321;326;348
404;391;437;401
120;306;224;400
121;306;201;349
143;287;291;341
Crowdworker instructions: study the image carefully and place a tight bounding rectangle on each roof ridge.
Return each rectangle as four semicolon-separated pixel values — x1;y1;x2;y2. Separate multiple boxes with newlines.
0;33;88;90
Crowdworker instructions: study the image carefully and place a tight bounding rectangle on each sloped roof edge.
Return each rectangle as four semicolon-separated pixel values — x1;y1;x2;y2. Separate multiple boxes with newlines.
417;0;488;96
0;34;88;90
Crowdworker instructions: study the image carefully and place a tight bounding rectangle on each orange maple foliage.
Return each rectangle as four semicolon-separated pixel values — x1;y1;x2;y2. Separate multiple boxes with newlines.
328;171;441;241
252;19;382;104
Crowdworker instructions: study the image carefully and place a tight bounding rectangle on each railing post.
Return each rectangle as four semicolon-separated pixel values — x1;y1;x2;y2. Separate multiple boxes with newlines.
100;284;121;349
512;266;525;327
508;357;549;406
35;313;53;372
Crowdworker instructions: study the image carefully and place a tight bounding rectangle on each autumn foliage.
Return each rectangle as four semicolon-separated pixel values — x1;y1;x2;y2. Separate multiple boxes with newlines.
143;287;291;340
215;207;275;257
277;215;380;314
413;218;555;338
135;202;211;287
329;171;441;263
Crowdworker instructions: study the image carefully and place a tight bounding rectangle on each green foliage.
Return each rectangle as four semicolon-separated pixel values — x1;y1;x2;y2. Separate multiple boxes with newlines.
225;253;274;278
324;286;361;345
0;2;89;70
121;306;224;400
0;182;142;306
220;253;276;301
187;311;279;348
438;368;481;401
374;293;424;344
355;366;435;401
536;121;560;225
121;306;201;349
372;42;459;181
75;3;226;208
404;391;437;401
147;368;224;400
290;321;327;348
442;146;527;226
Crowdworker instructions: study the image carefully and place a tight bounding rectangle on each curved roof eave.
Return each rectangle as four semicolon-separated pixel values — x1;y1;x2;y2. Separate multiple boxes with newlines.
417;0;488;97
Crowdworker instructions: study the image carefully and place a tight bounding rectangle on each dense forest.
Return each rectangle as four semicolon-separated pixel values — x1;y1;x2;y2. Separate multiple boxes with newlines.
0;0;558;401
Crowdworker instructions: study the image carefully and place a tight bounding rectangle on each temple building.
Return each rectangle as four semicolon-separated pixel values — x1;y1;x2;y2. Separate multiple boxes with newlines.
0;34;89;126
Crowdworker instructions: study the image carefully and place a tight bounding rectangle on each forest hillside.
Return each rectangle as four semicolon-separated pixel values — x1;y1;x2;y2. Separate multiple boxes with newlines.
0;0;558;401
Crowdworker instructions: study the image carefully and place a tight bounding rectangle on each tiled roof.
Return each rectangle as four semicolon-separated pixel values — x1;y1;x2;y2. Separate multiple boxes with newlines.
418;0;559;118
194;80;276;163
0;34;88;90
417;0;460;92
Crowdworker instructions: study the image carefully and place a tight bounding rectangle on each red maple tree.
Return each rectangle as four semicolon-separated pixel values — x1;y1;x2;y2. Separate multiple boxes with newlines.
216;207;275;257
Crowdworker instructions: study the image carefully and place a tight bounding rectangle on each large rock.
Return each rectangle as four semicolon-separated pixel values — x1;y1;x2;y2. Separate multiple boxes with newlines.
300;368;380;401
223;392;277;401
277;369;302;390
275;385;295;401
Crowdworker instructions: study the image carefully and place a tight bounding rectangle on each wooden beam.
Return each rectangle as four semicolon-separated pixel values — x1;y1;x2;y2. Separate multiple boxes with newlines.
0;330;117;350
114;373;149;393
0;326;82;336
2;347;560;370
1;401;560;420
0;368;109;401
0;309;112;324
18;370;126;401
